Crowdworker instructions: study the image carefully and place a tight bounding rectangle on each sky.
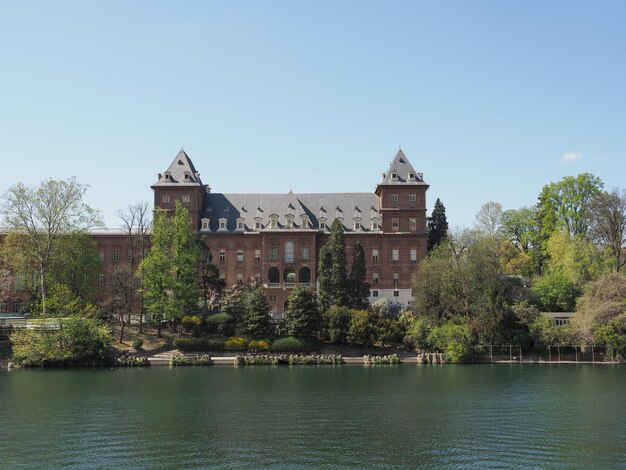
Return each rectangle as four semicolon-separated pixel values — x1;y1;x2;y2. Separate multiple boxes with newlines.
1;1;625;228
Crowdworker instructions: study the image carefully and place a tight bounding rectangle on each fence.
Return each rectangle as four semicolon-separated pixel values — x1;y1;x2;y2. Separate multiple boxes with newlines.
471;344;612;363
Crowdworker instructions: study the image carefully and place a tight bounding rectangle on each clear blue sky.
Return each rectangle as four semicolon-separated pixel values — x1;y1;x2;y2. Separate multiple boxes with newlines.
1;1;625;228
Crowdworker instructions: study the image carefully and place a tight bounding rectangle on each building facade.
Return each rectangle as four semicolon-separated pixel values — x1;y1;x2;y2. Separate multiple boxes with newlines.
0;149;429;316
151;148;429;318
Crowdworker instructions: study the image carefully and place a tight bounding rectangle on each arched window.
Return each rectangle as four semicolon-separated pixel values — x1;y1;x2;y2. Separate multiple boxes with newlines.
12;299;22;314
284;267;296;285
298;267;311;285
268;267;280;284
284;241;294;263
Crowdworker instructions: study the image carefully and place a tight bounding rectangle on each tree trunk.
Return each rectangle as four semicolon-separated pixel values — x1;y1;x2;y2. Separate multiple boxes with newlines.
40;266;47;316
119;314;125;343
157;321;162;338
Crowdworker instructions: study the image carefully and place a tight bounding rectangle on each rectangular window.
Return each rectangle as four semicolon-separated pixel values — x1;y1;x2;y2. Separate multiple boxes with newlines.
372;249;379;261
219;273;226;280
271;248;277;260
393;273;399;284
254;249;261;261
219;220;227;230
127;250;133;262
236;273;243;285
269;295;277;302
202;220;209;230
219;250;226;262
0;301;6;313
409;194;416;202
255;221;262;230
182;194;190;203
409;218;417;230
320;222;326;230
391;194;398;202
302;247;309;260
99;250;105;261
237;221;244;230
372;290;379;298
392;218;399;230
410;249;417;261
237;250;244;262
113;249;119;263
392;249;399;261
371;221;379;230
162;195;170;203
97;273;104;286
372;273;379;284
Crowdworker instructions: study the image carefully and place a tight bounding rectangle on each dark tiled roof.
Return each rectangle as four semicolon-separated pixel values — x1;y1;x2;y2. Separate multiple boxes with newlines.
152;149;204;187
203;192;380;232
379;149;427;186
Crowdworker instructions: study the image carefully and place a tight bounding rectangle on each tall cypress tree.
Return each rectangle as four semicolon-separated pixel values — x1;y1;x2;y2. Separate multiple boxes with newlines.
317;218;348;310
241;286;274;339
427;198;449;252
348;241;370;309
285;284;320;337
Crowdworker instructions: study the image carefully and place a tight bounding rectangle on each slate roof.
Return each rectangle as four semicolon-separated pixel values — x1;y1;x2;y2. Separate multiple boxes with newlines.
152;149;204;187
203;192;380;233
379;149;427;186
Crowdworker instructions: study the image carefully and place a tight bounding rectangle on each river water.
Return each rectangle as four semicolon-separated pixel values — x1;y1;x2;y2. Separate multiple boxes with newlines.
1;365;625;469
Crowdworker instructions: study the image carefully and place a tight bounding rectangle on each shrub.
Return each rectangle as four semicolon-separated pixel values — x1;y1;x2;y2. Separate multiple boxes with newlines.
427;321;472;364
181;315;202;329
205;313;235;336
375;316;403;346
132;338;143;350
170;354;212;366
271;336;308;352
234;354;281;365
225;336;248;351
117;355;149;367
248;339;270;351
287;354;343;364
173;337;225;352
348;310;378;346
363;354;400;365
322;306;352;343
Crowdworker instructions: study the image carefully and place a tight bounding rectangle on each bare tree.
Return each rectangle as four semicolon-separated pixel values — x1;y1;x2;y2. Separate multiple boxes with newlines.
110;264;140;343
474;201;503;237
592;188;626;272
0;178;102;315
116;202;152;331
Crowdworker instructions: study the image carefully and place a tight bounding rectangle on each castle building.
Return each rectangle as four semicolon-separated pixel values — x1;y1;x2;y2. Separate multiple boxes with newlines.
151;148;429;318
0;149;429;316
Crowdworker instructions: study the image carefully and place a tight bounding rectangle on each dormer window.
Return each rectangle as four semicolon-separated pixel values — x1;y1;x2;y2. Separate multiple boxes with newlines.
371;220;379;231
255;221;262;230
236;218;245;231
391;172;398;181
164;171;171;180
184;172;190;181
354;222;361;231
269;214;279;229
201;218;210;231
218;218;228;231
319;217;327;230
409;173;415;181
300;214;309;229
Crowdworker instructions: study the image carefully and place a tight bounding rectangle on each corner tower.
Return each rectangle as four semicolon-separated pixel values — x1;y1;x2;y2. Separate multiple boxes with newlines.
375;149;429;233
151;149;207;231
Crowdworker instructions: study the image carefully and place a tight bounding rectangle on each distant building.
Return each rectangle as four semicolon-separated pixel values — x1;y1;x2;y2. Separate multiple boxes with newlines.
1;149;429;317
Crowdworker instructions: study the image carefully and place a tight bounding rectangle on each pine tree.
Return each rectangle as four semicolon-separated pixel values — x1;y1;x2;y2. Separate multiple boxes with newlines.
285;284;320;337
317;218;348;310
241;287;274;339
427;198;449;252
348;241;370;309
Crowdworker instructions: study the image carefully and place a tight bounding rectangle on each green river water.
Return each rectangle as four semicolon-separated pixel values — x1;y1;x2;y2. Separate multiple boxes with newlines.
0;364;625;469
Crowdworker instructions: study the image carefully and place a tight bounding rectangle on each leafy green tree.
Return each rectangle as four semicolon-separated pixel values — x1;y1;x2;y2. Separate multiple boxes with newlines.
317;218;348;310
241;287;274;339
531;270;579;312
427;198;449;252
474;201;503;237
198;238;225;312
591;188;626;272
0;178;102;315
54;232;102;303
347;241;370;309
426;320;472;363
285;284;320;337
139;203;199;335
347;309;378;346
499;207;537;276
322;305;353;343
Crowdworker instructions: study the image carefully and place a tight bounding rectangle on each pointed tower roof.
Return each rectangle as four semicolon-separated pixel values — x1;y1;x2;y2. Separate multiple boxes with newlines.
152;149;204;187
377;149;427;187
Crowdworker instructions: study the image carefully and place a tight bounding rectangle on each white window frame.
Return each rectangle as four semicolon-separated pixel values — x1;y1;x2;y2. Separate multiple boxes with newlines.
162;195;170;203
182;194;190;203
392;249;399;261
237;250;244;262
372;249;379;261
254;249;261;261
219;250;226;262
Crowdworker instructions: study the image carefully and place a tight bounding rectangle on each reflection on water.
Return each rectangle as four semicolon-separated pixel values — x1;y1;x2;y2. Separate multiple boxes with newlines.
1;365;625;469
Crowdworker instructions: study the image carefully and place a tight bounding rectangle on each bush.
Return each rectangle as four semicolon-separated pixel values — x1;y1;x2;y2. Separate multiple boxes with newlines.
117;355;149;367
132;338;143;350
271;336;308;352
348;310;377;346
10;317;112;367
248;339;270;351
322;306;352;343
234;354;280;365
173;337;225;352
427;321;472;364
225;336;248;351
205;313;235;336
363;354;400;365
170;354;212;366
181;315;202;329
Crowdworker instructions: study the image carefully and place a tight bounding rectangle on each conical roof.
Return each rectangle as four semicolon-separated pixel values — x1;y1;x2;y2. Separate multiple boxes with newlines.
152;149;203;186
378;149;426;186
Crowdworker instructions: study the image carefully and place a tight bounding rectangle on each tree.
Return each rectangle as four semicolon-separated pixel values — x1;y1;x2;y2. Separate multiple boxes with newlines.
317;218;348;310
427;198;448;252
347;309;378;346
322;305;353;343
474;201;503;237
117;201;152;331
531;270;579;312
0;178;102;315
241;287;274;339
285;284;320;337
591;189;626;272
110;264;140;343
139;203;199;335
347;241;370;309
198;237;225;313
54;232;102;303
